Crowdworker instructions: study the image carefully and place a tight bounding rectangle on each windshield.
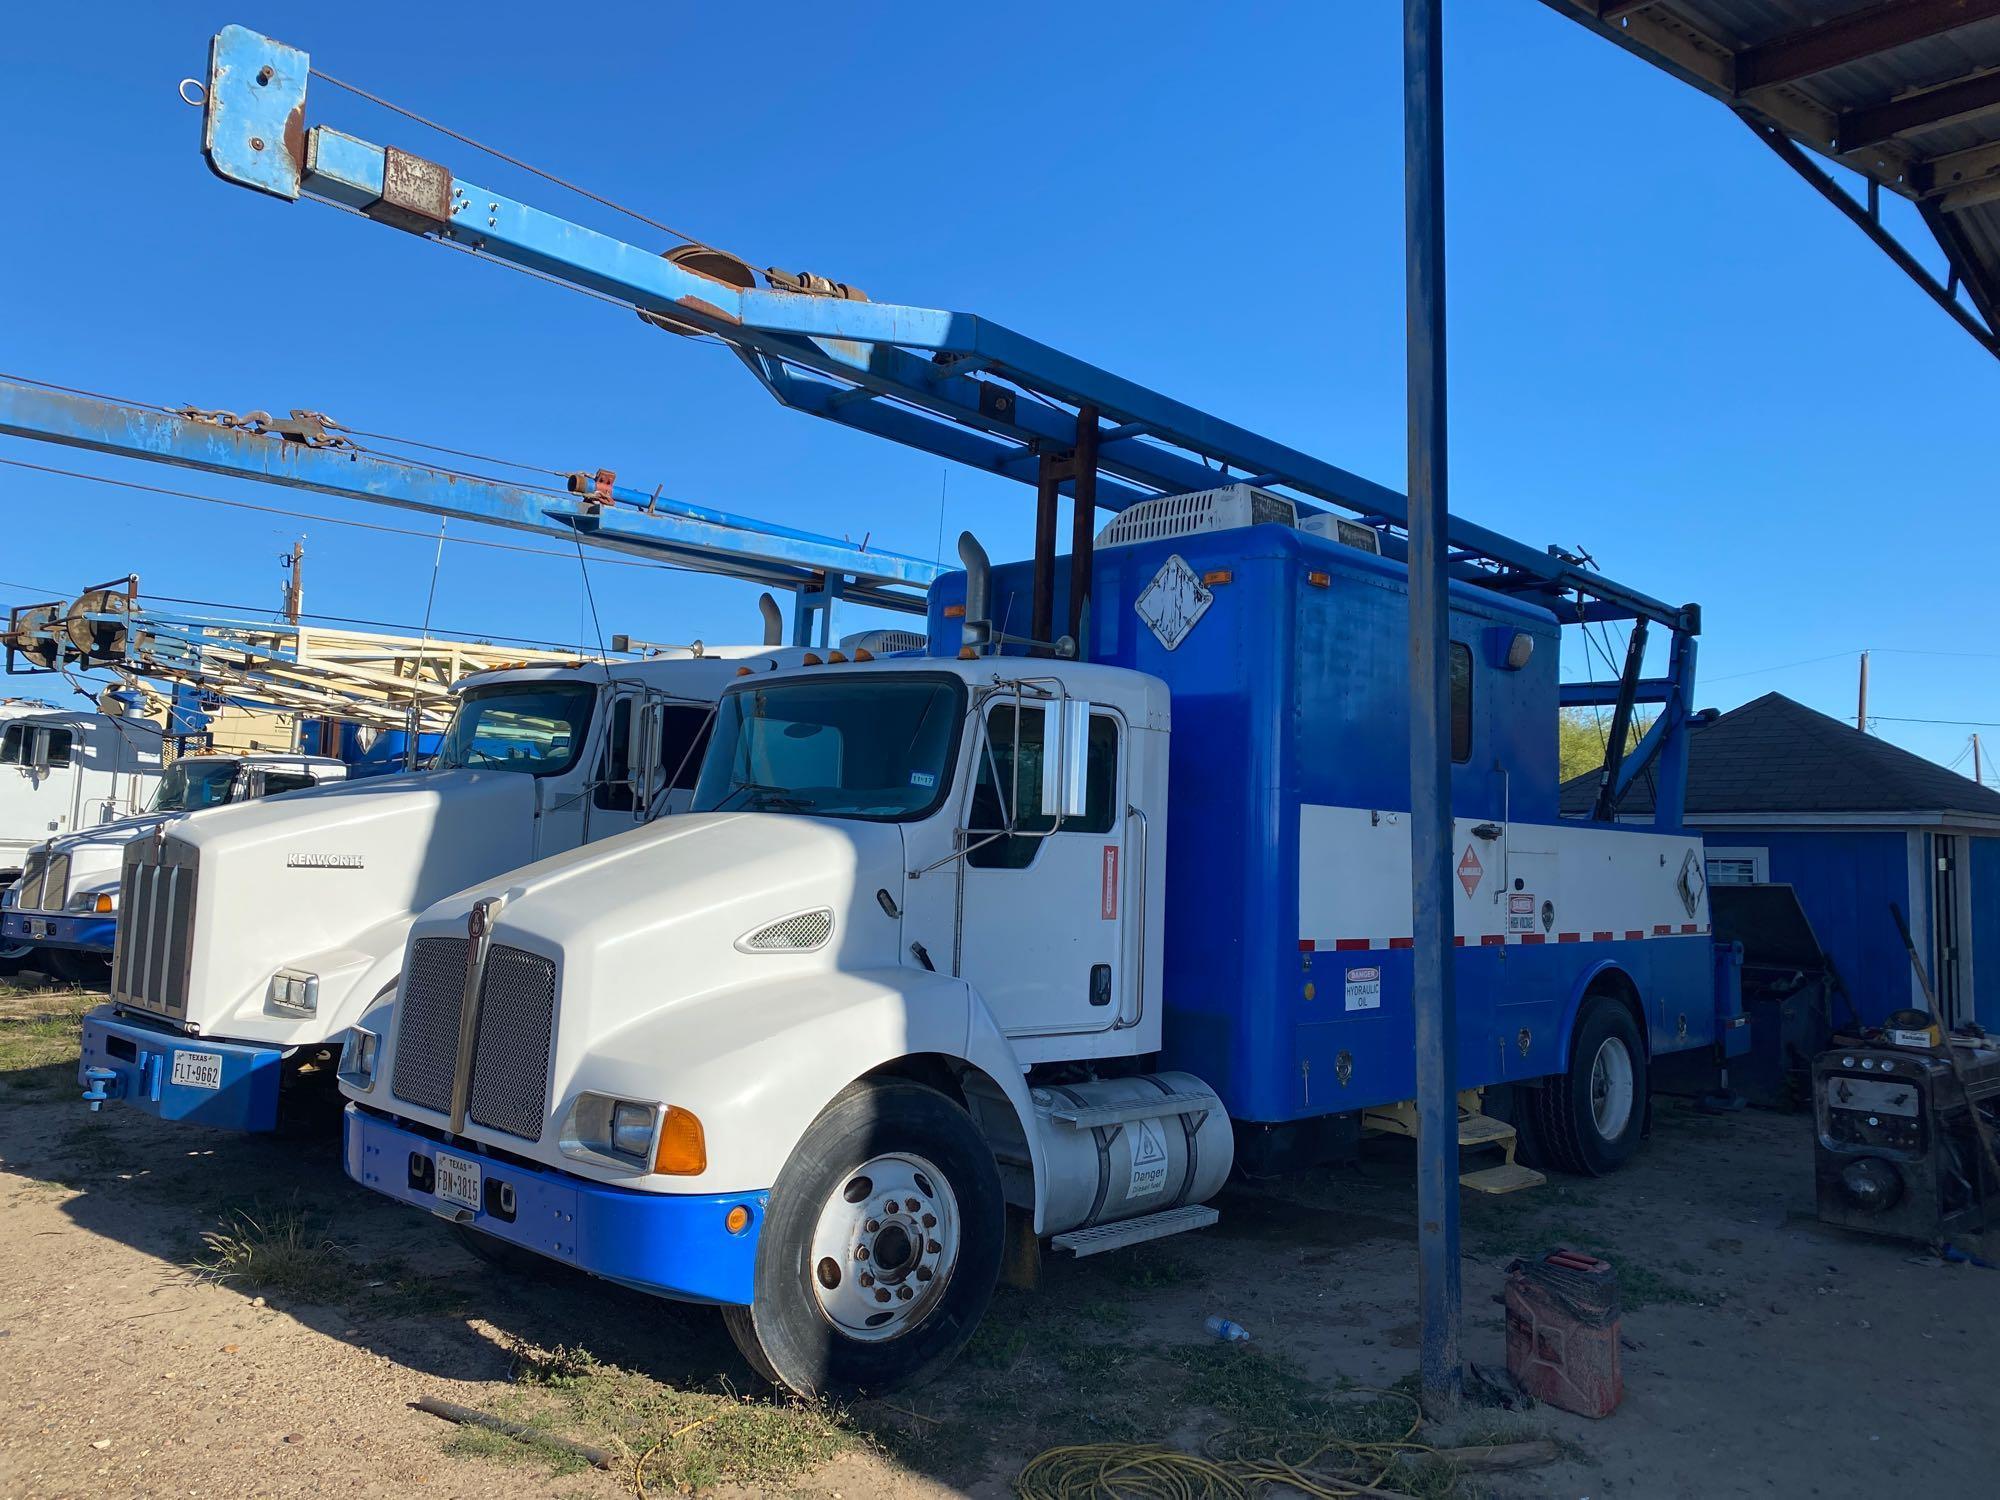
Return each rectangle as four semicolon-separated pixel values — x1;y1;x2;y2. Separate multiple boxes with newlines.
692;675;963;821
151;760;241;812
435;682;595;776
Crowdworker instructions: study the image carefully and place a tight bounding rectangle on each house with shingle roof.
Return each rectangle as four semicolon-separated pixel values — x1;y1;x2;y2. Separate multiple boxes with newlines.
1562;693;2000;1029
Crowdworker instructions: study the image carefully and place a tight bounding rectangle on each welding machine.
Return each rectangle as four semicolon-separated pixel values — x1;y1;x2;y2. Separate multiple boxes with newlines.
1813;1027;2000;1243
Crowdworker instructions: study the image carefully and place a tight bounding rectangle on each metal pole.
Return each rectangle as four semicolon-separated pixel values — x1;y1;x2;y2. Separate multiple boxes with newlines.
1857;650;1870;732
1402;0;1461;1413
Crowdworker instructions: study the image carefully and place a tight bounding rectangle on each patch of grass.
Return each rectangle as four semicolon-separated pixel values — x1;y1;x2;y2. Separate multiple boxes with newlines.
446;1342;851;1493
1614;1259;1705;1310
188;1204;355;1302
1108;1244;1202;1290
0;992;89;1093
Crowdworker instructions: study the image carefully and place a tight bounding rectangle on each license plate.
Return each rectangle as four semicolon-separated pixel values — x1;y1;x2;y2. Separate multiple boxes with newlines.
28;918;52;939
434;1151;483;1212
170;1050;224;1090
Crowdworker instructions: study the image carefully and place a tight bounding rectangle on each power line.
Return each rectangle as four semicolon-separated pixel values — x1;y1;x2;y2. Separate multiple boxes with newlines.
1870;714;2000;729
0;454;697;573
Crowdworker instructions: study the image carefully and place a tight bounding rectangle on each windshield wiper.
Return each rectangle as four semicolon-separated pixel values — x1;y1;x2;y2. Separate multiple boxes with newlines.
712;779;814;813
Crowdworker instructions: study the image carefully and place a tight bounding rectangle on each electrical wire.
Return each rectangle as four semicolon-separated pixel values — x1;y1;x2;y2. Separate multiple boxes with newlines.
1870;714;2000;728
0;454;699;573
1015;1387;1438;1499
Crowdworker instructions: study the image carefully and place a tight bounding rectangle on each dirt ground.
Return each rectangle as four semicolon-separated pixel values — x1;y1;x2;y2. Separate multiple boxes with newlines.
2;980;1996;1500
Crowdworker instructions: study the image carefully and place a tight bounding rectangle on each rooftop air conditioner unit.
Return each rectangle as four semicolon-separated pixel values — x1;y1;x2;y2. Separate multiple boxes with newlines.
838;629;928;656
1299;513;1384;556
1094;483;1298;550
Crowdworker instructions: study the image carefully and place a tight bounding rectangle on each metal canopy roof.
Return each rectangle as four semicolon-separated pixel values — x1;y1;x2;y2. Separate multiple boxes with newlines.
1542;0;2000;359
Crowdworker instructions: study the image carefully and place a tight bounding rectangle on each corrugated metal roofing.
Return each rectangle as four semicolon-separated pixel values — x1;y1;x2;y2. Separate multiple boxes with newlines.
1539;1;2000;358
1559;691;2000;819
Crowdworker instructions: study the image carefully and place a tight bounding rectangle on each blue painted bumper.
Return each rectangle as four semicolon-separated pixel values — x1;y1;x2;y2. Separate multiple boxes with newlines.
342;1105;766;1306
76;1006;285;1131
3;910;117;953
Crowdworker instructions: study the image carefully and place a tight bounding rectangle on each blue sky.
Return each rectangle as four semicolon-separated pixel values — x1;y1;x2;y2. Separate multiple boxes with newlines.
1;3;1993;779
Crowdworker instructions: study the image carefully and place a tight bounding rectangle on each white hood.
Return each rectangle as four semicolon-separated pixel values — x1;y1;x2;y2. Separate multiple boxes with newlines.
166;769;539;1040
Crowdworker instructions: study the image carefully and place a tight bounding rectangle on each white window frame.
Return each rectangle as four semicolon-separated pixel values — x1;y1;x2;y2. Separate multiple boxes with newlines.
1704;845;1768;886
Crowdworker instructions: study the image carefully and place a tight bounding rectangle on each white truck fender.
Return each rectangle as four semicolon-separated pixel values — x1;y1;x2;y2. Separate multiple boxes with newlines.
571;966;1050;1225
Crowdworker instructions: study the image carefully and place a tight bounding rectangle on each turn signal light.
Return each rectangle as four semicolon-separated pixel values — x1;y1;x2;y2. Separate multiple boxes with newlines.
724;1204;752;1235
1306;570;1331;589
1202;569;1234;587
94;893;115;914
653;1106;707;1175
943;604;966;619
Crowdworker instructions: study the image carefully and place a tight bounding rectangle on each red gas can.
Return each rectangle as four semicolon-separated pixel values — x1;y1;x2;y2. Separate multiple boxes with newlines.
1504;1249;1624;1418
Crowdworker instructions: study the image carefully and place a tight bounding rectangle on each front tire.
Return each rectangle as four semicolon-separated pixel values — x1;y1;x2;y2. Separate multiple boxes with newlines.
1529;996;1647;1176
725;1079;1003;1396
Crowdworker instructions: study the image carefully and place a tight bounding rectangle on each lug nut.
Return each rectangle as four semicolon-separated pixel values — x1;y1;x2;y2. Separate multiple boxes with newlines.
904;1198;920;1212
858;1271;874;1287
916;1266;933;1282
854;1244;870;1260
897;1286;914;1301
874;1288;890;1303
864;1219;880;1233
921;1213;937;1229
927;1239;942;1254
884;1199;899;1215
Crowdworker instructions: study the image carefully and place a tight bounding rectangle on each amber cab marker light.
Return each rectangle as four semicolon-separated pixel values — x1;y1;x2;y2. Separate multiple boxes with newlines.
825;649;847;663
724;1204;752;1235
1202;569;1234;587
943;603;966;618
801;651;823;667
653;1106;707;1175
1306;570;1331;589
853;647;875;662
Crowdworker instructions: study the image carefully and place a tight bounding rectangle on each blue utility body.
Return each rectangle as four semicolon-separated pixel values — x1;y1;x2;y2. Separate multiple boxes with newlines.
344;1106;764;1305
928;526;1743;1125
76;1005;285;1131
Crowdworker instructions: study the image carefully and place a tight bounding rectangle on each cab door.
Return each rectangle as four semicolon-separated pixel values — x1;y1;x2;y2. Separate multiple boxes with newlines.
953;698;1129;1039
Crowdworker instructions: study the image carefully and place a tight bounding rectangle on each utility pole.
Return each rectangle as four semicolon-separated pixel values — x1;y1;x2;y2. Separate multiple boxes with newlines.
1975;734;1985;788
281;540;304;624
1403;0;1461;1415
1855;650;1869;732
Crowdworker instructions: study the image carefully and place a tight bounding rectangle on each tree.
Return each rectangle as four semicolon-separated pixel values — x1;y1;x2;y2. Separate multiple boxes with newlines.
1558;708;1654;784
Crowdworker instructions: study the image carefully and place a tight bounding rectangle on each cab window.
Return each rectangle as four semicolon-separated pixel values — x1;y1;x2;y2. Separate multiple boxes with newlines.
258;771;319;796
595;702;718;811
0;724;23;764
966;705;1119;870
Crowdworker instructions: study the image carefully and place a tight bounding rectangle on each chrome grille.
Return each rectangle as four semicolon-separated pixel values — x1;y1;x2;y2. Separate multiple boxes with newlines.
390;936;470;1116
16;847;69;913
466;946;557;1141
740;908;833;951
110;836;197;1019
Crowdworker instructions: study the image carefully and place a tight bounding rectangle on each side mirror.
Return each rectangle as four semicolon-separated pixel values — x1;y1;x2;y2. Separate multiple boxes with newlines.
30;731;52;775
630;700;664;819
1040;698;1092;821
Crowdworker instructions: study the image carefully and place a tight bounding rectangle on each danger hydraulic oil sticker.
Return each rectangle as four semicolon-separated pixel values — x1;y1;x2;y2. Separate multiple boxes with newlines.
1344;965;1382;1012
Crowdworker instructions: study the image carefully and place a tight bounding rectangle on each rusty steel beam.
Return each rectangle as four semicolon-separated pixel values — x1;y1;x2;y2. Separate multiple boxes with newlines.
1737;0;2000;93
1838;66;2000;151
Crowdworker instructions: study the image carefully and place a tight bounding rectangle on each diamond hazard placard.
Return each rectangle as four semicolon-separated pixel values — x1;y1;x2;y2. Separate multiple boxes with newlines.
1457;844;1483;896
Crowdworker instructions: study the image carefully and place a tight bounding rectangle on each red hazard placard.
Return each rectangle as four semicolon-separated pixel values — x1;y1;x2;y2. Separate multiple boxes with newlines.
1101;845;1120;920
1457;844;1483;897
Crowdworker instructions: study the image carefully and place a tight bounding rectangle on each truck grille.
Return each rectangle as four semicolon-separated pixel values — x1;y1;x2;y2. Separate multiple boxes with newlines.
389;937;468;1116
110;836;198;1020
390;936;558;1143
16;847;69;913
466;946;558;1141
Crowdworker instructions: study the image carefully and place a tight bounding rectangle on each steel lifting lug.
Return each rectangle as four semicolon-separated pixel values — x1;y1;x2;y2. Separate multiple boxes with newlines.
80;1066;121;1111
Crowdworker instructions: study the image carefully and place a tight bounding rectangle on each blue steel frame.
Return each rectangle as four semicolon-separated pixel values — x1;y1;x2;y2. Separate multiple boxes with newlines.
0;380;940;643
191;24;1699;829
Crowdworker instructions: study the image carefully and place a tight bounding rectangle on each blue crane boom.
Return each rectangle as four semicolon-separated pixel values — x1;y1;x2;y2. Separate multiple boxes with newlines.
186;23;1697;826
0;379;941;645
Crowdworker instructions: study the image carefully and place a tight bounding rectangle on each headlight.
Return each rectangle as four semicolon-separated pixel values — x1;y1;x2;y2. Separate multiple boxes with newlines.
337;1026;379;1089
69;891;117;914
560;1093;703;1174
267;969;320;1014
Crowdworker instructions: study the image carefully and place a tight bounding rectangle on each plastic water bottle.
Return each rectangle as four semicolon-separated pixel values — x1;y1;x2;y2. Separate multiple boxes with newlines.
1204;1315;1251;1343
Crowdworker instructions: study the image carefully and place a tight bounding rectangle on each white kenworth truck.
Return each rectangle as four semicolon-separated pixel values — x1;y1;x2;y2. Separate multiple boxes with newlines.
3;751;349;984
336;505;1725;1396
2;706;165;883
78;644;805;1132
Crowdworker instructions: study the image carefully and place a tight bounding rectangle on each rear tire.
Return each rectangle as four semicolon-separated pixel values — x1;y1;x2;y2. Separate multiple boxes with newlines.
724;1079;1003;1397
452;1222;557;1278
47;949;112;989
1529;996;1647;1176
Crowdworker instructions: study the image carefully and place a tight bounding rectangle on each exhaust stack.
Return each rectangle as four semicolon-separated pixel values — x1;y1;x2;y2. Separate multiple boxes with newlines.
757;592;784;647
957;533;992;655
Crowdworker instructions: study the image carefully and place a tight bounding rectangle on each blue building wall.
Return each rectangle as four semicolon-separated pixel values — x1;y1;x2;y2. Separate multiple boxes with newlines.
1694;826;1911;1026
1971;834;2000;1031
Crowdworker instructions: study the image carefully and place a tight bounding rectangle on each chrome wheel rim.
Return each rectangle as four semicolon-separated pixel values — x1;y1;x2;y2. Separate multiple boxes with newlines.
1589;1036;1635;1139
807;1151;959;1342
